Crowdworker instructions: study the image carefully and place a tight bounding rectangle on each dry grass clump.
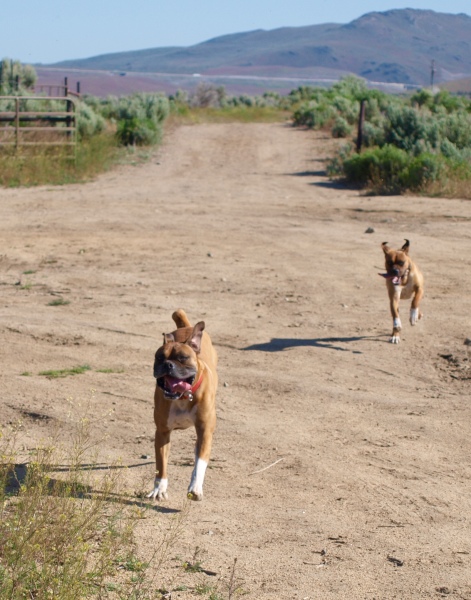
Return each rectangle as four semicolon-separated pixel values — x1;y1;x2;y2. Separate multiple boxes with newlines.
0;419;182;599
0;131;119;187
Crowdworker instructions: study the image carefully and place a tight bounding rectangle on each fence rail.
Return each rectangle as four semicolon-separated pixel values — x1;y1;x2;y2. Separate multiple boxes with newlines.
0;96;77;156
35;77;81;98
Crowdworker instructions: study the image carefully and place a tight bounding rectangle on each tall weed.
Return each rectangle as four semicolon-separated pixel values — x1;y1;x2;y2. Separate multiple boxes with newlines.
0;418;182;599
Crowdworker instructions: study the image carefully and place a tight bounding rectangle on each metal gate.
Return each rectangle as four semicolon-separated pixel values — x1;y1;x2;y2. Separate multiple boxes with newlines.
0;96;77;157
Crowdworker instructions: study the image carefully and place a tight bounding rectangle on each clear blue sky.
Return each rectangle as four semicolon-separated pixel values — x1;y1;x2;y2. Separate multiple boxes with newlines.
2;0;471;65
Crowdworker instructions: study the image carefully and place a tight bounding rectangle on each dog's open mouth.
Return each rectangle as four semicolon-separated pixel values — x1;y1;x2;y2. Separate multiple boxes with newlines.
157;375;195;399
379;272;402;285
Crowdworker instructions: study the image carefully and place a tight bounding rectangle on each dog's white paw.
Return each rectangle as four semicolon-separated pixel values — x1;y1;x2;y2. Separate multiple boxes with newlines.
393;317;402;330
187;458;207;502
187;489;203;501
410;308;419;326
147;478;168;501
390;335;401;344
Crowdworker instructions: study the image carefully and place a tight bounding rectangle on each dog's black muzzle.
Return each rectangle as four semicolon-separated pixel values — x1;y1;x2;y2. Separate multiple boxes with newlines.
154;360;197;400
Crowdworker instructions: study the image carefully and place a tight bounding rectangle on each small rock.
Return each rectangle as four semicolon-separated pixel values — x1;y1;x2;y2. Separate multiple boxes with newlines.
387;555;404;567
365;227;375;234
436;587;450;596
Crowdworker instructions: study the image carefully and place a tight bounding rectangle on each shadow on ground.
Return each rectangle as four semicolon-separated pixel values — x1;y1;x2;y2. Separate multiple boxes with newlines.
4;461;179;514
242;335;385;354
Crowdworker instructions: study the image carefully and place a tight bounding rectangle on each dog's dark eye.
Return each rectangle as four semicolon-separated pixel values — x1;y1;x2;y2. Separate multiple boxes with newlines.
396;260;405;267
176;355;188;362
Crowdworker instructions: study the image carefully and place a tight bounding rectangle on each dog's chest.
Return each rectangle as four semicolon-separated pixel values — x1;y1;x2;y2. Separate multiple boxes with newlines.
166;399;197;430
398;273;416;300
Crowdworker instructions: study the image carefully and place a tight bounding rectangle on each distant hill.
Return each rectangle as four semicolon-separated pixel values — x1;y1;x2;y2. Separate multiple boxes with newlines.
442;76;471;94
49;9;471;87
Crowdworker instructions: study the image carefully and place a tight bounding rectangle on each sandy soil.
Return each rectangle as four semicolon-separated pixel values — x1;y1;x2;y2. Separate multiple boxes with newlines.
1;122;470;599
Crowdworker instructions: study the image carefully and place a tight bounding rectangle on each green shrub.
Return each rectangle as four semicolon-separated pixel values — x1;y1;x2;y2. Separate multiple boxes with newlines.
326;142;355;178
341;145;410;192
92;93;169;147
0;58;37;93
336;146;453;194
293;101;337;129
410;88;434;109
332;116;353;138
331;75;369;99
385;104;440;153
432;90;465;113
401;152;446;190
288;86;327;104
116;117;160;146
76;103;106;140
96;93;169;125
190;83;226;108
361;120;386;148
440;111;471;149
440;138;471;163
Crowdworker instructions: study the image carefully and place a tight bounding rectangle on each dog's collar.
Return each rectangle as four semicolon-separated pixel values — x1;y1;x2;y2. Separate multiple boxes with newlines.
180;370;204;401
191;371;204;394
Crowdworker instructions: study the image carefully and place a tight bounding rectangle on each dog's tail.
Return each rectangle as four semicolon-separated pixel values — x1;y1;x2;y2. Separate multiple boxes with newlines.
172;309;192;329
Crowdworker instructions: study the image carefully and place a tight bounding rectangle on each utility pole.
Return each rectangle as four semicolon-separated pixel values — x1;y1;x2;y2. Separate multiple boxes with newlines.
430;60;436;92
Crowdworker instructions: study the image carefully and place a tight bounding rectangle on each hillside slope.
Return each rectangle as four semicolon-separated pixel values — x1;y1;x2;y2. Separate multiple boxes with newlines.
50;9;471;85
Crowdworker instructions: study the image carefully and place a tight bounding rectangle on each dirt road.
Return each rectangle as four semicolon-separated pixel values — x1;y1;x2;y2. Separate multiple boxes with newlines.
1;122;470;599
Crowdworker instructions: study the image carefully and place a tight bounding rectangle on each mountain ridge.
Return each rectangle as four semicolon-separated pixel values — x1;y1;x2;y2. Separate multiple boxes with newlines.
48;9;471;86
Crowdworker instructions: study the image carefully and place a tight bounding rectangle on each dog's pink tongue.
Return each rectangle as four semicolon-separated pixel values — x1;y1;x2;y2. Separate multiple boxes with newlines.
378;273;401;284
166;377;192;393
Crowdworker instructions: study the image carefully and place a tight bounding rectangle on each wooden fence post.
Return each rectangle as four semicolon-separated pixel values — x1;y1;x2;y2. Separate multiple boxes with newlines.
356;99;366;154
15;97;19;152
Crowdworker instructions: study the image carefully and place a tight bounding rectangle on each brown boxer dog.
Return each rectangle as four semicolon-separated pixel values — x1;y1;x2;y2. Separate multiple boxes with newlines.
380;239;424;344
148;309;218;501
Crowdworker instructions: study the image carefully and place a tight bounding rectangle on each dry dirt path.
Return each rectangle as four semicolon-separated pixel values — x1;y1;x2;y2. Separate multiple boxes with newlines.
1;122;470;599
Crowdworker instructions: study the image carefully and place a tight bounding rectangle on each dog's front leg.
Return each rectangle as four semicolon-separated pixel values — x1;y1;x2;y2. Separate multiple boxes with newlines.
388;287;402;343
410;287;424;326
187;420;215;501
148;428;171;501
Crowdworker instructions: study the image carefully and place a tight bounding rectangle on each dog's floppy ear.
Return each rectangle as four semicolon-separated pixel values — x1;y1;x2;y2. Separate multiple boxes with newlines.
401;239;410;254
186;321;205;354
382;242;391;255
163;332;175;345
